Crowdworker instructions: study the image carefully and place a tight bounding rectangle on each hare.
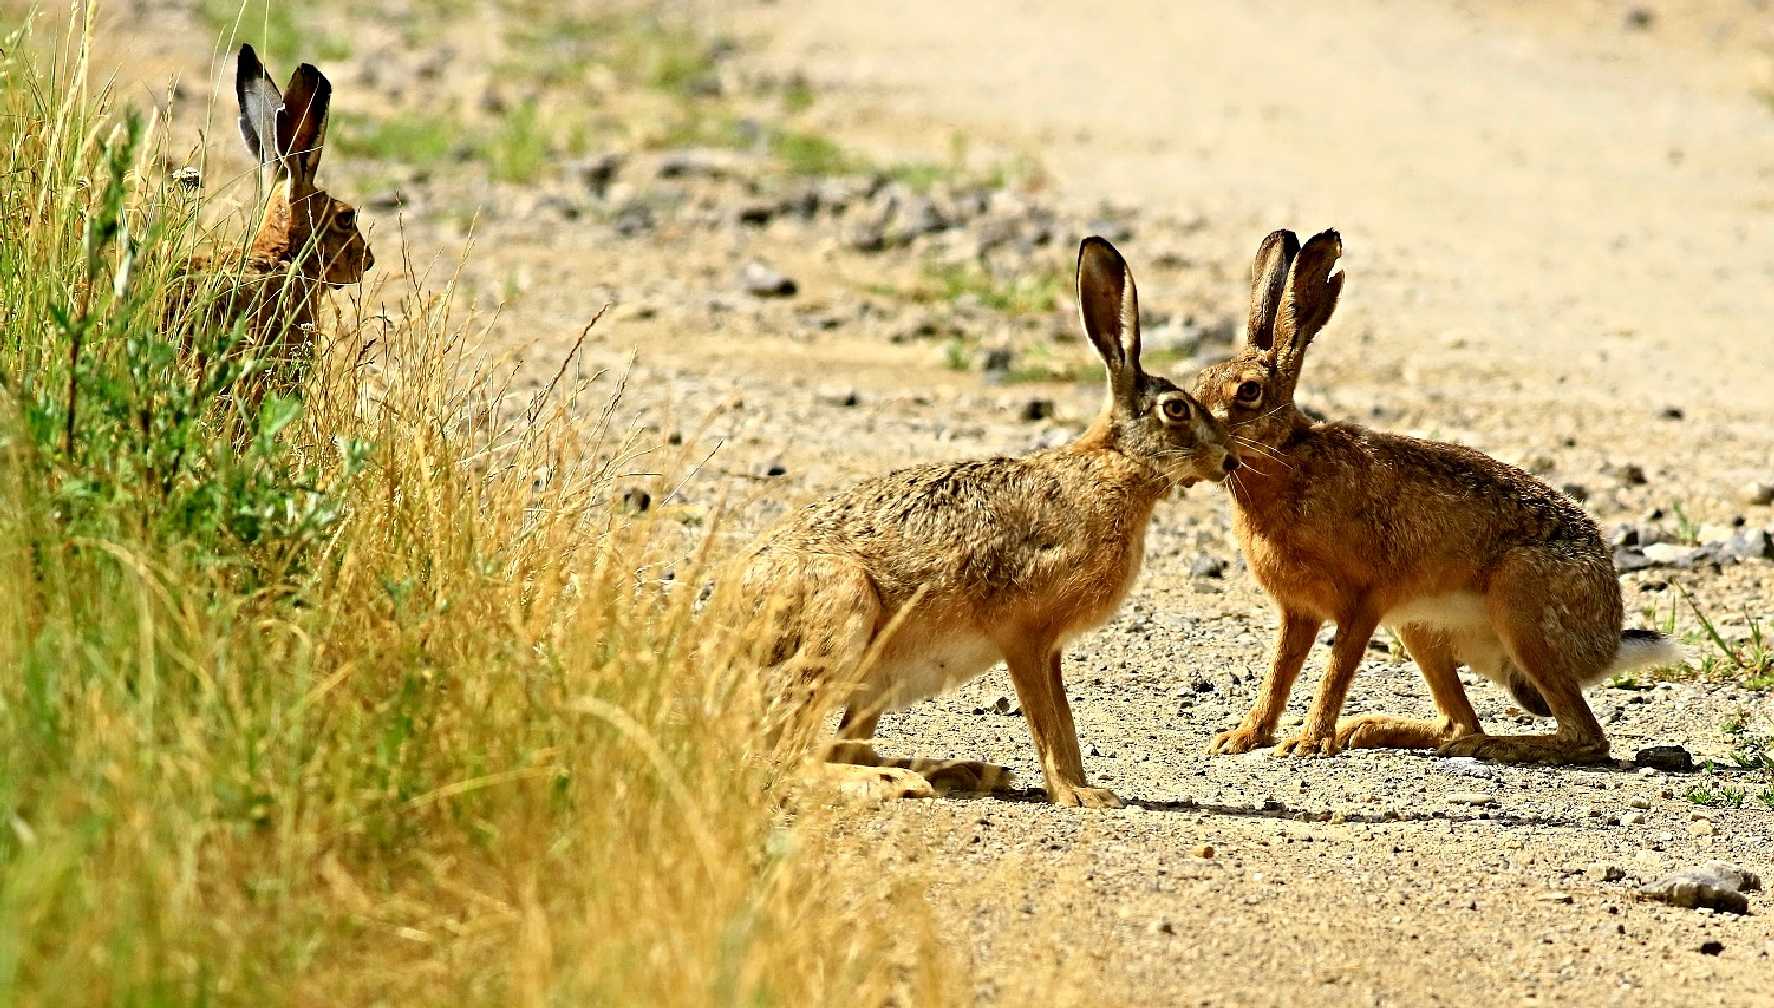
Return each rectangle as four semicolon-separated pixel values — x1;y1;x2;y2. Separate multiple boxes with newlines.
176;44;372;359
732;238;1239;807
1192;228;1677;766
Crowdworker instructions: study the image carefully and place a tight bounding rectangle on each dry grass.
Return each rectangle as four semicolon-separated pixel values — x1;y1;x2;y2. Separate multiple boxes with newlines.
0;7;955;1005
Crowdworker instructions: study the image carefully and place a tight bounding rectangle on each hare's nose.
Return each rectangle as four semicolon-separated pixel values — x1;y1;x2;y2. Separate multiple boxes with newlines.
1221;454;1240;473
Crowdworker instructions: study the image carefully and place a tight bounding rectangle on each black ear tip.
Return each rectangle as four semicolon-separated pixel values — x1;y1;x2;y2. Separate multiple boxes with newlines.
237;43;262;77
1077;235;1125;270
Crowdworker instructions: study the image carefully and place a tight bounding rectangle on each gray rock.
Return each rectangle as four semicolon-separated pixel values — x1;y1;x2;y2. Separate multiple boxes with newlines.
1189;556;1226;579
741;261;798;298
1637;863;1761;914
1020;398;1055;423
978;347;1015;375
1743;481;1774;507
657;148;742;180
1722;528;1773;561
612;201;656;236
1607;523;1641;549
1641;543;1708;569
846;223;886;253
1633;745;1694;773
1614;547;1655;573
735;201;776;226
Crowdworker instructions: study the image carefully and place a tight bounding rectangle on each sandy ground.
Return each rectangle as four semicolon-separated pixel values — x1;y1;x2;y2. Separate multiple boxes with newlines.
72;0;1774;1002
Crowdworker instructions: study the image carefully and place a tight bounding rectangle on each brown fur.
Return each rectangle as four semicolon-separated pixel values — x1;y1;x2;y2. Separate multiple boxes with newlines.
175;45;372;361
730;238;1238;806
1193;228;1674;766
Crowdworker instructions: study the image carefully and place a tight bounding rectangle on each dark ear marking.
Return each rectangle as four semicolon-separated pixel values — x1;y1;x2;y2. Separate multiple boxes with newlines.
1274;228;1344;375
1246;229;1299;353
276;63;332;184
235;43;282;175
1076;236;1142;402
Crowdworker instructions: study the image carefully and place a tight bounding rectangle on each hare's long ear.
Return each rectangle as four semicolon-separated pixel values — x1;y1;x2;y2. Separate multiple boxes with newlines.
1076;237;1142;406
1273;228;1344;383
1245;229;1299;353
235;44;283;186
275;63;332;189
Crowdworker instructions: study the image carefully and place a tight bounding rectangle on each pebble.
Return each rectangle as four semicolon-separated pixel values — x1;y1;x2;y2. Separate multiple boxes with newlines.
1020;398;1055;423
815;385;860;407
619;488;651;513
1623;812;1649;826
1191;844;1216;859
1744;481;1774;507
1641;543;1709;569
1189;556;1226;579
1636;863;1761;914
741;261;798;298
572;152;625;197
1633;744;1694;773
1723;528;1773;561
1446;791;1496;807
1588;863;1627;883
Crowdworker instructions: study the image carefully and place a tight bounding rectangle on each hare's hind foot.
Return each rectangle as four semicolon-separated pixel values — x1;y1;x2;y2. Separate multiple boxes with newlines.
1436;732;1609;766
825;764;936;802
1274;727;1341;758
1335;715;1476;751
905;759;1016;794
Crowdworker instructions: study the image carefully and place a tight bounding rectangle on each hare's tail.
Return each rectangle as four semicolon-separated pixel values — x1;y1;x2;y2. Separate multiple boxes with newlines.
1503;630;1681;716
1607;629;1682;677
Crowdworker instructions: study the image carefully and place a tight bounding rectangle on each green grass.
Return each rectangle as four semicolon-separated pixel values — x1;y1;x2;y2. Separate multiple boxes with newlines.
331;103;556;184
0;13;954;1005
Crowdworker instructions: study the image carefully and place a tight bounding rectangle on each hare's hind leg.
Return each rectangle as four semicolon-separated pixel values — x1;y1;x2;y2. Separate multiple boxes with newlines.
1336;625;1482;751
1438;560;1611;765
828;705;1017;795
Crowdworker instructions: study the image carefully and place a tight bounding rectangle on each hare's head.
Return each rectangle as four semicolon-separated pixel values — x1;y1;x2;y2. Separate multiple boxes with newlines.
236;44;373;285
1075;237;1237;488
1192;229;1343;452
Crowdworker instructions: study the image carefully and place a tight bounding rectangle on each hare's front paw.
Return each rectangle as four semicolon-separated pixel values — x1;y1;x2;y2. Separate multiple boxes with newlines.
834;766;935;802
1206;726;1274;755
1050;785;1124;809
1274;729;1342;758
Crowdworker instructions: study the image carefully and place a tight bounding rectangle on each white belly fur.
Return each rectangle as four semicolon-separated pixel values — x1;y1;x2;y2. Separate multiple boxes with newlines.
1381;592;1510;684
861;625;1003;712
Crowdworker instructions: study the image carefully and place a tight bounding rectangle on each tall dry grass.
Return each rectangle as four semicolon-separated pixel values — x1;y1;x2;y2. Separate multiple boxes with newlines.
0;7;952;1005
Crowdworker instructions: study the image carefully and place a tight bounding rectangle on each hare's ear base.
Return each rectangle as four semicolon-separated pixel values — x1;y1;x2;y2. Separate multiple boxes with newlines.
1275;228;1344;373
235;43;283;175
1076;236;1141;400
1245;229;1299;353
275;63;332;185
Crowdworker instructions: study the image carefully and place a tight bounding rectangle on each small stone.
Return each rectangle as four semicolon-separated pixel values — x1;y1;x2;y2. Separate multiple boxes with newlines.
1624;812;1649;826
1191;844;1216;859
1634;745;1694;773
1607;524;1642;549
1614;547;1655;573
171;165;202;190
978;347;1015;374
619;488;651;513
1642;543;1707;569
815;385;860;408
1149;918;1175;935
1537;891;1575;904
846;224;886;253
1623;6;1655;31
736;201;776;226
612;201;656;236
1658;406;1684;420
1697;523;1738;545
1189;556;1226;579
657;148;740;180
741;261;798;298
992;696;1013;715
1698;940;1725;956
1020;398;1055;423
1611;463;1648;486
1689;820;1718;838
1589;863;1627;883
1636;863;1761;914
1447;791;1496;807
572;152;625;197
1723;528;1773;561
755;459;788;478
1743;481;1774;507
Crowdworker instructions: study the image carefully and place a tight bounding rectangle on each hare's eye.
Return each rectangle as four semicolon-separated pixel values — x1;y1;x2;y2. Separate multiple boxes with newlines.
1158;397;1192;423
1235;381;1263;405
334;209;356;229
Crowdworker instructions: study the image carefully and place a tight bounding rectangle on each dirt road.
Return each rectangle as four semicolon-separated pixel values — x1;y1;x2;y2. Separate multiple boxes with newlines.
744;3;1774;1004
88;0;1774;1001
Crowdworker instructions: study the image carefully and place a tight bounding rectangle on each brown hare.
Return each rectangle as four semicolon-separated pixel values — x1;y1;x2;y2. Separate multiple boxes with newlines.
733;238;1239;807
1193;228;1676;766
177;43;372;359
